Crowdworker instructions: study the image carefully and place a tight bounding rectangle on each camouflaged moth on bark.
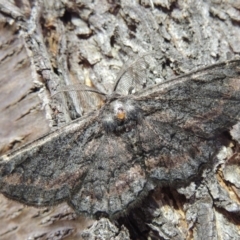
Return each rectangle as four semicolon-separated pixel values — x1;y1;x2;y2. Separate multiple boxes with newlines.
0;59;240;218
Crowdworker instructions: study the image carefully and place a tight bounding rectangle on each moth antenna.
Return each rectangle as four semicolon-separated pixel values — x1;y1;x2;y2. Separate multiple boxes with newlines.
51;84;107;99
113;51;158;92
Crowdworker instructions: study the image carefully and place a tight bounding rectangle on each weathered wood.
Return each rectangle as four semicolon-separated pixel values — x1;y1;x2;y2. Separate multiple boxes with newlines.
0;0;240;239
0;20;50;154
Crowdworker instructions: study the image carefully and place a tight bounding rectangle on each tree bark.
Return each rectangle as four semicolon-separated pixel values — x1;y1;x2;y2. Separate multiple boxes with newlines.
0;0;240;239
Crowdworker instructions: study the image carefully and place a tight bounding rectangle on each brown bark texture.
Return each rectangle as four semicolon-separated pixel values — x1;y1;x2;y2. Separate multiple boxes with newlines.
0;0;240;239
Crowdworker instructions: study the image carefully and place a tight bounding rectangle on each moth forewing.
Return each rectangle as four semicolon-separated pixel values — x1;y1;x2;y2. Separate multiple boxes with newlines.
0;59;240;218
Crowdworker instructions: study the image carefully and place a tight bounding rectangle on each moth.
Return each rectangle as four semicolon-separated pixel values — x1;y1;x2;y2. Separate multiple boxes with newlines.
0;59;240;219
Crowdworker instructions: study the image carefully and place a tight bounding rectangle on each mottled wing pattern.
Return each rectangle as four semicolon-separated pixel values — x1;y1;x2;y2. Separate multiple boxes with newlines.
0;60;240;218
69;60;240;216
69;134;148;217
0;115;148;217
134;59;240;184
136;119;220;185
0;113;100;206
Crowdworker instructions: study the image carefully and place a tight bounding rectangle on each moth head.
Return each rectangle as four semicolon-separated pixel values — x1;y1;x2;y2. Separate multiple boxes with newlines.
102;99;142;133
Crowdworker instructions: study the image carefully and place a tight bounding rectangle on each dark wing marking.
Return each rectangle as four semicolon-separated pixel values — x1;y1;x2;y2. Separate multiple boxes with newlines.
133;59;240;184
135;59;240;137
0;112;100;206
137;119;220;185
69;134;149;217
0;116;150;217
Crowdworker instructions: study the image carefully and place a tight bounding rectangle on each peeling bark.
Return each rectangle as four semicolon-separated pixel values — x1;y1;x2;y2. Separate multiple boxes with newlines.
0;0;240;239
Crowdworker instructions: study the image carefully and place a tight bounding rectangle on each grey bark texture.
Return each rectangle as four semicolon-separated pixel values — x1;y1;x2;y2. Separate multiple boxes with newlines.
0;0;240;239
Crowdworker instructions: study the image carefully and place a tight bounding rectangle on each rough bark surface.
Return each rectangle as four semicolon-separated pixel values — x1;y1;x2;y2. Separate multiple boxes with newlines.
0;0;240;240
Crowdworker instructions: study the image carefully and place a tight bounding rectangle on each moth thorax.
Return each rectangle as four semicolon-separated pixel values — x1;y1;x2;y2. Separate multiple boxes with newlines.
102;100;141;133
